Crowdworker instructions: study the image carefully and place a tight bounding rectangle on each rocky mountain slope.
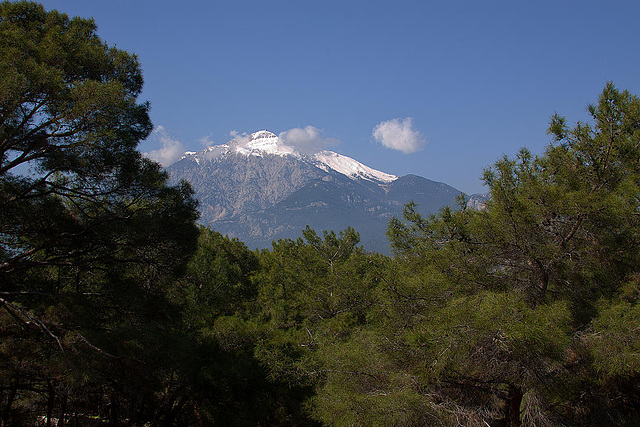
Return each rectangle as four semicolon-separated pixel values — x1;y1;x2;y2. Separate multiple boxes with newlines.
167;130;464;253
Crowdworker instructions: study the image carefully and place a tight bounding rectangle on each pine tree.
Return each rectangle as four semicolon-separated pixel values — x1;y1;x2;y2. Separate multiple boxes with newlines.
349;83;640;426
0;2;199;423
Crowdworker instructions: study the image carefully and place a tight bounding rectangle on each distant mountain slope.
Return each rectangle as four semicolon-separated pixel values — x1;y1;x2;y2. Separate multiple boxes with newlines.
386;174;463;213
167;130;464;253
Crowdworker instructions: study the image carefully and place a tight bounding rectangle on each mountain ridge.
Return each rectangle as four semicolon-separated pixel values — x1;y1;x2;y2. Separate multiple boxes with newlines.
168;130;465;253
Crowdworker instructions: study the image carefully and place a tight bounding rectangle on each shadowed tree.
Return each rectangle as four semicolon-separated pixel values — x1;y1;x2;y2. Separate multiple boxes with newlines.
0;2;199;424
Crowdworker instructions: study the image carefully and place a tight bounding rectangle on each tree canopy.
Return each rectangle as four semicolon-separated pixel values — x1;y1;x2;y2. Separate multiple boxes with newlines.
377;82;640;426
0;2;199;424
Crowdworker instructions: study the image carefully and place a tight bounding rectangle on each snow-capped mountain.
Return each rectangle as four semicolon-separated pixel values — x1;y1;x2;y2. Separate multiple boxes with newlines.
180;130;397;184
168;130;462;253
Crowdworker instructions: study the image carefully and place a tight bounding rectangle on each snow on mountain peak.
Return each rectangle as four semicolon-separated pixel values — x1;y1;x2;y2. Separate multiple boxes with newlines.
314;150;397;183
235;130;296;157
249;130;277;141
182;130;397;184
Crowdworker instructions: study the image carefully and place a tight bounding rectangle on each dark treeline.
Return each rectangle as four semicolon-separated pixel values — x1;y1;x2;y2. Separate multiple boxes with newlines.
2;2;640;426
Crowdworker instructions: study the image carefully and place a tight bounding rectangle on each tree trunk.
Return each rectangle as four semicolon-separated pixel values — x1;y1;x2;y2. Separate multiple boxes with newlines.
46;380;55;427
506;384;523;427
59;392;68;427
109;393;119;426
1;379;18;427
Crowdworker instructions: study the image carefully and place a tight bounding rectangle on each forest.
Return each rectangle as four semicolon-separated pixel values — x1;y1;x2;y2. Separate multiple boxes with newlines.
1;2;640;426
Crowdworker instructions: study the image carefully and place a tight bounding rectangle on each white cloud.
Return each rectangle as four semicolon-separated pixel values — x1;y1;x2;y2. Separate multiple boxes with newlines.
228;130;251;148
143;126;185;166
372;117;426;154
199;134;215;147
279;126;339;155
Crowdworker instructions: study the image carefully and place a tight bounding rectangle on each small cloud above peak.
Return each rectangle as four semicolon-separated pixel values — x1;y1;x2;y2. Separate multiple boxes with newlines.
279;126;340;155
372;117;426;154
228;130;251;148
199;134;216;147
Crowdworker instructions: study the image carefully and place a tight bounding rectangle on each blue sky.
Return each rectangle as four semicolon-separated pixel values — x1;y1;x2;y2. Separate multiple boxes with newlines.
39;0;640;194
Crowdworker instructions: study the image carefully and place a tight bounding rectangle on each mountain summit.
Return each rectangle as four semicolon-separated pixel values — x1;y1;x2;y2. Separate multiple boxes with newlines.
181;130;397;183
168;130;462;253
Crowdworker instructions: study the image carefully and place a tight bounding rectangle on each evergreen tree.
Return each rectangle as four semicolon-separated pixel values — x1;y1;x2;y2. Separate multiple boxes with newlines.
377;83;640;426
248;227;381;423
0;2;199;424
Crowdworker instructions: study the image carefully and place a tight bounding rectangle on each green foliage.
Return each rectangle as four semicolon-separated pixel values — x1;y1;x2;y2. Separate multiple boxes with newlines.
310;330;444;427
0;2;199;424
176;227;259;328
586;276;640;377
165;227;319;425
247;226;384;422
589;299;640;376
375;82;640;426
